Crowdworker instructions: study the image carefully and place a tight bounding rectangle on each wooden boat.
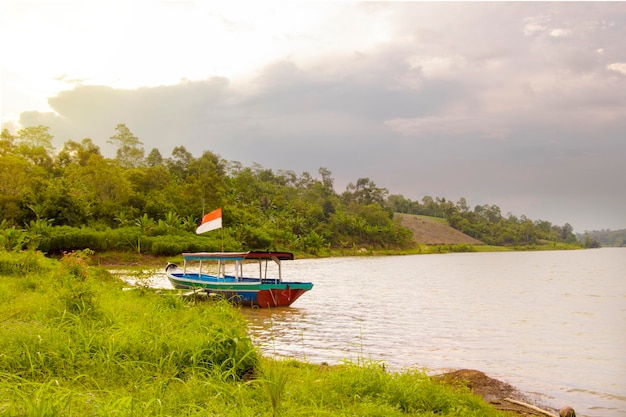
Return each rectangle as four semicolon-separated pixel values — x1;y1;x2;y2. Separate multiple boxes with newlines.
165;251;313;307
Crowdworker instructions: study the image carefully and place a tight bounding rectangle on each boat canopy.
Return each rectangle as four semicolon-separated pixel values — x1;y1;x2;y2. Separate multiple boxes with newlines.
180;251;294;281
182;251;294;261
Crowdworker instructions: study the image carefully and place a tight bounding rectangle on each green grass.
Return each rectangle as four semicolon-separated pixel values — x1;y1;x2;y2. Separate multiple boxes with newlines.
0;250;509;416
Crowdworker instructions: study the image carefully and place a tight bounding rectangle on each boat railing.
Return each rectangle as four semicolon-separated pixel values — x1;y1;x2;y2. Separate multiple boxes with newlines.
182;256;283;283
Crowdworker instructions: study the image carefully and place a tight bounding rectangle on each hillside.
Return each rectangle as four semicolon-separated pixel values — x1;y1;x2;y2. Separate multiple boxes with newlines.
394;213;483;245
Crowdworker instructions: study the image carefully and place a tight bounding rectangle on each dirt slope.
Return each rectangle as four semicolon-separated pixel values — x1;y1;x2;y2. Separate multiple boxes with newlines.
394;213;483;245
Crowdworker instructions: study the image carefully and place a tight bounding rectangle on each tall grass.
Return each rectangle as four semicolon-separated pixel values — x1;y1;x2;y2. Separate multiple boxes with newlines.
0;250;508;416
256;359;290;417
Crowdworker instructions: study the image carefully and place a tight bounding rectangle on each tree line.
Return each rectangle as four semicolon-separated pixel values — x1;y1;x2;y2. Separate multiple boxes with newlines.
577;229;626;248
387;195;578;246
1;124;578;255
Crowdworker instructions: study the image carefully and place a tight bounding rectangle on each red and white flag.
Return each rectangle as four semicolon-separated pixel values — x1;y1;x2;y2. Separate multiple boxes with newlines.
196;208;222;234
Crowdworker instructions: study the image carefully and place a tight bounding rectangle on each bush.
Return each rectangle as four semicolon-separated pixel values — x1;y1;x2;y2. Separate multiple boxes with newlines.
0;252;259;391
0;250;52;276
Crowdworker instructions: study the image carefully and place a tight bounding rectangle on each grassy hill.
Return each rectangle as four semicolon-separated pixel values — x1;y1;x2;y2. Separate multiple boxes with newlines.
394;213;483;245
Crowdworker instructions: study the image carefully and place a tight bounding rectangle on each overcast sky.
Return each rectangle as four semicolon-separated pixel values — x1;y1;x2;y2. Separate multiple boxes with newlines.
2;1;625;232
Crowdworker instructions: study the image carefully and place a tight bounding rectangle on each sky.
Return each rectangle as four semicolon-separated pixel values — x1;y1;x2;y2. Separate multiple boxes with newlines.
1;1;625;232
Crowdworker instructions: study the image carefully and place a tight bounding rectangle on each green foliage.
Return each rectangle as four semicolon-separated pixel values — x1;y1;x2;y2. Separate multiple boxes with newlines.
0;153;49;225
0;250;52;276
108;123;145;168
59;249;94;280
31;225;242;256
0;251;259;414
578;229;626;247
0;222;28;251
390;195;582;247
37;225;99;254
149;234;238;256
16;125;55;167
2;123;583;254
253;360;506;416
258;359;290;417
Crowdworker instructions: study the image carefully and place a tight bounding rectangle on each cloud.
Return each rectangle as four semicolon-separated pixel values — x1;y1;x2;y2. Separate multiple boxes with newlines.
523;14;551;37
5;2;626;231
385;116;510;139
607;63;626;76
550;28;572;38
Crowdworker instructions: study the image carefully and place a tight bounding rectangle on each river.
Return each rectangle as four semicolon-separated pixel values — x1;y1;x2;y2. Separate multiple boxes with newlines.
240;248;626;417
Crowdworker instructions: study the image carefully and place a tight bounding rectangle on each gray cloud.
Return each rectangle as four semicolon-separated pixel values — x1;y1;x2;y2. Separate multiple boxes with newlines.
12;2;626;232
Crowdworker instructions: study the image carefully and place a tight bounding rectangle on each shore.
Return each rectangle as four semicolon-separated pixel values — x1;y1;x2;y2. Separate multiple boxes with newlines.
102;255;577;417
438;369;569;417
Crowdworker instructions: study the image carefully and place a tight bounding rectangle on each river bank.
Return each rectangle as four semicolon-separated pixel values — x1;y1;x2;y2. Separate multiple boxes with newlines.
1;250;521;416
104;256;579;417
100;248;623;417
437;369;571;417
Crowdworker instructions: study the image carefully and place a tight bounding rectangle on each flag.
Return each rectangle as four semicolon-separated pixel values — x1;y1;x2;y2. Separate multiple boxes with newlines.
196;208;222;234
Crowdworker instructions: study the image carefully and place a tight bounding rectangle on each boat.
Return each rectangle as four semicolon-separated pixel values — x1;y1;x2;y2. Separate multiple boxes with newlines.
165;251;313;307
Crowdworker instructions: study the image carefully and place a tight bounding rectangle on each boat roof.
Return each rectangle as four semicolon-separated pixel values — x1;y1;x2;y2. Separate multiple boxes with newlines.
181;251;294;261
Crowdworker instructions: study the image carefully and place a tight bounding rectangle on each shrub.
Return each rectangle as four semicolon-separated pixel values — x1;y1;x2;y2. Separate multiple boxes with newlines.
0;250;52;276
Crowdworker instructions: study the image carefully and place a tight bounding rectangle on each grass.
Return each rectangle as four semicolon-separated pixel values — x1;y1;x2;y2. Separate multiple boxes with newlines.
1;250;510;416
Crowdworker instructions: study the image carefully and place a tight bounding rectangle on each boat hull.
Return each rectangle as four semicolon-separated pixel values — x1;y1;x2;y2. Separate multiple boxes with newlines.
166;267;312;308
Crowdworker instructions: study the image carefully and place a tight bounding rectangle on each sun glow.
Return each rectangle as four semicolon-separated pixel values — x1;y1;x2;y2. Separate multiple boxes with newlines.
2;2;353;121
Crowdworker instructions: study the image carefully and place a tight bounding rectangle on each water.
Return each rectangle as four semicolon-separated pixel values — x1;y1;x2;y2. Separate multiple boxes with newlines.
241;248;626;417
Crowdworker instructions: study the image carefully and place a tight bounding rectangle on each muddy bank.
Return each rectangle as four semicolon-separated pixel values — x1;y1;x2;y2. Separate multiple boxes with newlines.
437;369;575;417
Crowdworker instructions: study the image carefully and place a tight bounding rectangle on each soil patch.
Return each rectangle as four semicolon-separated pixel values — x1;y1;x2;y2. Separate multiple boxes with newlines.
436;369;560;416
394;213;483;245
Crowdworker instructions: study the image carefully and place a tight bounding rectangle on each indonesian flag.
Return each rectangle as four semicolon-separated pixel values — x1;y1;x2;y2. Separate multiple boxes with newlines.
196;208;222;234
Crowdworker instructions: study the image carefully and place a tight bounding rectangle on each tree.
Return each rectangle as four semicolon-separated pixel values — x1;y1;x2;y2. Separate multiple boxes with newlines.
456;197;470;213
41;177;92;226
16;125;55;167
559;223;577;243
65;154;133;224
167;145;194;180
17;125;54;153
421;196;438;217
582;234;601;248
0;155;47;224
124;165;175;219
520;218;537;245
57;138;101;167
386;194;413;213
343;177;388;206
318;167;334;191
179;150;226;216
146;148;164;167
0;128;16;155
108;123;144;168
